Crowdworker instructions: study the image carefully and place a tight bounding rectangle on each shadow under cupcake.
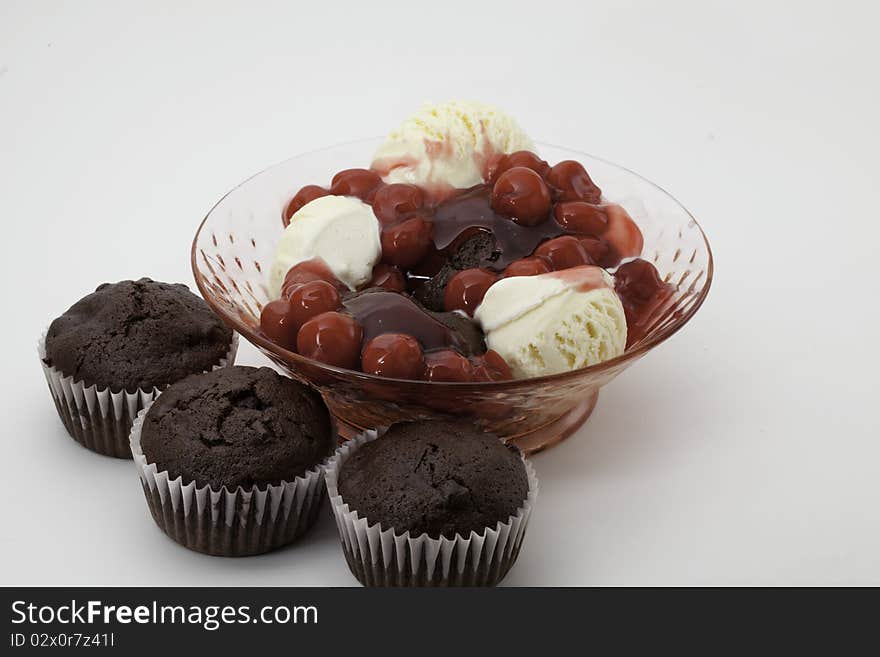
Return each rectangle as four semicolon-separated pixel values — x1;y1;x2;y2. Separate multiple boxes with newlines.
130;365;336;556
325;420;538;586
40;278;237;458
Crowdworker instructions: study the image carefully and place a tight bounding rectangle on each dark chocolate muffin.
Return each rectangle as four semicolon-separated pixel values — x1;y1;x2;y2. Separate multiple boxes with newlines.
140;366;334;490
338;420;528;539
45;278;233;393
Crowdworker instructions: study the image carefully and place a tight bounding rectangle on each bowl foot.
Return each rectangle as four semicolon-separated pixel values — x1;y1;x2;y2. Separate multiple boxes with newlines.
506;391;598;454
333;391;598;455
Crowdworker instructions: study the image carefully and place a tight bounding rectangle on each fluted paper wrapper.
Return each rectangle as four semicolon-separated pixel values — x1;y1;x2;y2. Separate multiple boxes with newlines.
129;403;327;557
326;430;539;587
38;330;238;458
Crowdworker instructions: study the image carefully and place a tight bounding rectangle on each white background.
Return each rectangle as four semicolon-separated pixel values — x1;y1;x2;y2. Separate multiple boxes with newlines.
2;0;878;586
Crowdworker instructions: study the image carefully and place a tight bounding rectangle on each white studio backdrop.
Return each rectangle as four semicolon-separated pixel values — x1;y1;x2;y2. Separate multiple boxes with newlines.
1;0;878;585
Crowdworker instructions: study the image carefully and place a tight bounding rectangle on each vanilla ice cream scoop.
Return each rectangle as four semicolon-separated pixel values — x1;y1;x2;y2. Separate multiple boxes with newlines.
474;267;627;378
268;195;381;295
371;101;534;191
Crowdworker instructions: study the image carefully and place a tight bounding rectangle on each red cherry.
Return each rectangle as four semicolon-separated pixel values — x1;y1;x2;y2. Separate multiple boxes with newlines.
330;168;382;202
259;299;299;350
372;183;424;225
577;237;615;268
489;150;550;182
534;236;592;270
473;349;513;381
491;167;552;226
381;216;433;268
282;272;324;298
296;311;363;370
444;268;497;315
282;259;340;297
285;259;338;283
286;281;341;330
471;350;513;382
367;264;407;292
614;259;666;306
547;160;602;203
603;203;644;260
554;201;609;236
614;258;669;335
283;185;330;226
503;256;552;278
361;333;425;380
422;350;474;382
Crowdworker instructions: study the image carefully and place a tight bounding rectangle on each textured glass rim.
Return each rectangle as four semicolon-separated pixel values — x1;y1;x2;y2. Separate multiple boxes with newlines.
192;137;714;389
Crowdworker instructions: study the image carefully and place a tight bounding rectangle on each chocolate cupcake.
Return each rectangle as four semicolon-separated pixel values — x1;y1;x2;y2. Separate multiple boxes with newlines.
325;421;538;586
130;366;335;556
39;278;236;457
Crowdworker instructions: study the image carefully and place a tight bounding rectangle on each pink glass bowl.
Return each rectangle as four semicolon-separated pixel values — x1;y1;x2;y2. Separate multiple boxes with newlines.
192;139;712;454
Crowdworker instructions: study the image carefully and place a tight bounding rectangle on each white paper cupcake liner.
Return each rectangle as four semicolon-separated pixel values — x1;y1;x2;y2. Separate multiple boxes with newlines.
325;430;539;587
38;330;238;459
130;402;329;557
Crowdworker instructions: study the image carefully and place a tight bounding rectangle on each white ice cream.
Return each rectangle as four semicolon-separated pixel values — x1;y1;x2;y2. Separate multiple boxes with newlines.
371;100;534;190
474;267;627;378
268;195;381;295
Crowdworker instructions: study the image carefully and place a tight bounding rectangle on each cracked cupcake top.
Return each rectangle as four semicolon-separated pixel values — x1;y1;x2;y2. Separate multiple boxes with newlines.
44;278;232;392
338;420;528;539
140;366;333;490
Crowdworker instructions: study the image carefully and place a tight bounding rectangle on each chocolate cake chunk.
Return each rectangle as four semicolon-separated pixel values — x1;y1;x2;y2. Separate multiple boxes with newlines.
140;366;334;490
338;420;528;539
447;231;501;269
415;232;500;311
45;278;232;393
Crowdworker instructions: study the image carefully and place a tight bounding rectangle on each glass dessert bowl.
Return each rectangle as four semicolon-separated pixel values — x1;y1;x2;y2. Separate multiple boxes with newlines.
192;138;712;453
